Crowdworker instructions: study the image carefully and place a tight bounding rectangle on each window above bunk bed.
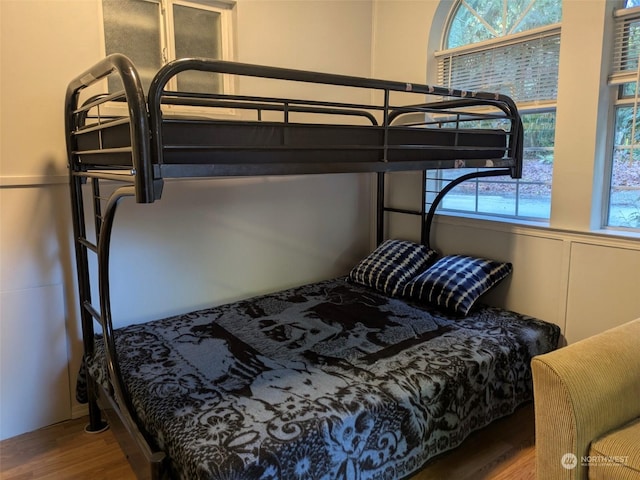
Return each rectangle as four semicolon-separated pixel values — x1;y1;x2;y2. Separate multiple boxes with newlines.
430;0;561;222
102;0;234;96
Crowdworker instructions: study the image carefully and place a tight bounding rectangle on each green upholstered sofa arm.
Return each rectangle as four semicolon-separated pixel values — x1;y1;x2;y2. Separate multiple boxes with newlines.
531;318;640;480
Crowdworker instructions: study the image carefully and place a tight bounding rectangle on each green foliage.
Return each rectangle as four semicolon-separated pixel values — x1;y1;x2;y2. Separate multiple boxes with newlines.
522;112;556;163
615;105;640;148
613;201;640;228
522;112;556;149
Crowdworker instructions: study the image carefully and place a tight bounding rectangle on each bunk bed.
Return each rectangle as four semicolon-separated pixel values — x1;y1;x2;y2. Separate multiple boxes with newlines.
66;54;560;480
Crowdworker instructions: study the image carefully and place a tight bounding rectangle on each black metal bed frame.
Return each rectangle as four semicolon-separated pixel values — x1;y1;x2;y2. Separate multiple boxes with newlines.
65;54;522;479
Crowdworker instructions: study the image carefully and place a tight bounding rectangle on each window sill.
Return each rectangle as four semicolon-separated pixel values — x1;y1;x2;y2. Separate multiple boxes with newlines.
433;212;640;249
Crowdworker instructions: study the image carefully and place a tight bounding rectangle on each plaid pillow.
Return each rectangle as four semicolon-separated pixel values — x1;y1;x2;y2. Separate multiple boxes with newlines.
403;254;512;316
349;239;438;297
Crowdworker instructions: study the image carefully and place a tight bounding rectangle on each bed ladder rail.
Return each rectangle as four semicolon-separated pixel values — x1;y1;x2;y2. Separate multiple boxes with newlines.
70;172;107;433
70;171;167;472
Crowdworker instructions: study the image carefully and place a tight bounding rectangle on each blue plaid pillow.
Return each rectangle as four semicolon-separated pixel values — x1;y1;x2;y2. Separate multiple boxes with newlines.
349;239;438;297
402;255;512;316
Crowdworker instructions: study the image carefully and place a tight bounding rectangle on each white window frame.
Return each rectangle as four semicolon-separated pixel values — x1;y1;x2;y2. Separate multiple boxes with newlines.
604;4;640;231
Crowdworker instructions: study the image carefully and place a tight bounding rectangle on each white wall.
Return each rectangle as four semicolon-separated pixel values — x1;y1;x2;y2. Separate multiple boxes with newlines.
373;0;640;344
0;0;374;439
0;0;105;441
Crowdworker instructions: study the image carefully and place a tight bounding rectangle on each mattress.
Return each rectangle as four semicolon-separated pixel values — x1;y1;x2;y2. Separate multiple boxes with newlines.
75;119;507;167
82;277;559;479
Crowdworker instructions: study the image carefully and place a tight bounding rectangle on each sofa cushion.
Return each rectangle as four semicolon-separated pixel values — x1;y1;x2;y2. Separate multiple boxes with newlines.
588;417;640;480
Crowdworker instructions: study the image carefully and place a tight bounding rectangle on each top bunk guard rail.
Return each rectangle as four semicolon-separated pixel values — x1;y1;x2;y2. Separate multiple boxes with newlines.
161;97;380;125
158;91;381;125
148;57;522;106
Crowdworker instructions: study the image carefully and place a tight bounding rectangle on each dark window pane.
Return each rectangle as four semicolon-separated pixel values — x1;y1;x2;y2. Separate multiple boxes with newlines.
173;4;222;94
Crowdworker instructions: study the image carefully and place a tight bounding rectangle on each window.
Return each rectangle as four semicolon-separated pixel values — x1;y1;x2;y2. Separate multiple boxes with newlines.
607;1;640;230
102;0;233;94
431;0;562;221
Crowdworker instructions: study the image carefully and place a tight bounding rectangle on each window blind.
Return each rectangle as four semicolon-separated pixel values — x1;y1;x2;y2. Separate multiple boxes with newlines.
435;31;560;103
610;6;640;85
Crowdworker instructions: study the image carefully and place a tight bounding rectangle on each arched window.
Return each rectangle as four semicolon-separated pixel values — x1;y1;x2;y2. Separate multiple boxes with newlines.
431;0;562;221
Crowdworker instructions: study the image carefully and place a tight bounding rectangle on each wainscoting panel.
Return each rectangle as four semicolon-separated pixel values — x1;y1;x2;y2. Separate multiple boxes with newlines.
565;242;640;344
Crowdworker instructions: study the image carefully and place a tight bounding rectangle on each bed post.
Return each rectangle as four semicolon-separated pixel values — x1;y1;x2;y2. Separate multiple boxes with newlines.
420;170;428;247
376;172;385;246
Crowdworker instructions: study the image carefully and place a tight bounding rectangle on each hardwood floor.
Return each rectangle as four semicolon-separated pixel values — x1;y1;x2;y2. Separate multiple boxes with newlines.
0;404;535;480
410;404;536;480
0;417;135;480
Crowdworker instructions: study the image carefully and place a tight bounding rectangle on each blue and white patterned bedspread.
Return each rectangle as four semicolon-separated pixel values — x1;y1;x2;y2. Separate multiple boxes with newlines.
85;277;560;479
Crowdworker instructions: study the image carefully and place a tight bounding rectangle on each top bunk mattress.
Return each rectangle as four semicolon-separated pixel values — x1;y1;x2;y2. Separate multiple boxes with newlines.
81;277;560;480
75;118;508;167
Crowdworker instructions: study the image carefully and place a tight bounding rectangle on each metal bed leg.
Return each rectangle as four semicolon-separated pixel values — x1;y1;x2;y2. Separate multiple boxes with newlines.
85;381;109;434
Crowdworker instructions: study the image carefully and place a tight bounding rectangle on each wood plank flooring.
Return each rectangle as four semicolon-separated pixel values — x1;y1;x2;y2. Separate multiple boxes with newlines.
0;404;535;480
